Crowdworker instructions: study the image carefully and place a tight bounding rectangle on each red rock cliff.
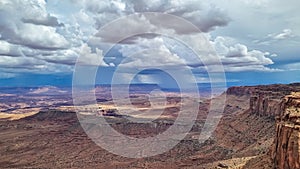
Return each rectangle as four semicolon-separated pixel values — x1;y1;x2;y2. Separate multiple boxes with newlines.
249;92;284;117
272;92;300;169
227;83;300;118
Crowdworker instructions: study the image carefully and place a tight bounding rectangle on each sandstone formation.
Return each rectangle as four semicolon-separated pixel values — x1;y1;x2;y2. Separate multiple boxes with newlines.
1;83;300;168
226;83;300;168
227;83;300;118
249;93;284;117
272;92;300;169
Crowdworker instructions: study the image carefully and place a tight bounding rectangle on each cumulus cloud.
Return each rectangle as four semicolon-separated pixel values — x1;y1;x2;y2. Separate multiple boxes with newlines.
30;43;109;67
136;74;160;84
18;0;62;27
118;37;186;68
0;55;45;70
0;54;74;74
94;14;157;44
0;0;69;50
168;4;230;32
0;0;110;77
111;35;277;75
0;0;230;71
0;0;284;81
211;36;276;72
0;40;22;56
226;44;248;57
126;0;231;32
15;24;69;50
87;0;231;43
78;44;109;66
21;16;62;27
33;49;78;66
105;33;279;76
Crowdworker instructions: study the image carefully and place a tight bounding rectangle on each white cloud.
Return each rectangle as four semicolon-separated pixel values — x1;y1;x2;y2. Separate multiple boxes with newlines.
16;24;69;50
272;29;294;40
78;44;109;66
0;0;110;77
73;9;96;36
118;37;186;68
211;36;276;72
196;75;239;83
226;44;248;57
270;53;278;57
0;41;22;56
94;14;157;43
0;54;74;74
113;35;277;73
85;0;231;37
31;43;109;67
0;0;68;49
136;74;160;84
0;0;292;80
224;65;280;72
254;29;297;45
33;49;77;66
0;55;45;69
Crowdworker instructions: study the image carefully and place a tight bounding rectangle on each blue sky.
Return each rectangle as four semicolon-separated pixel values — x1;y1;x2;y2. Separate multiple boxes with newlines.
0;0;300;87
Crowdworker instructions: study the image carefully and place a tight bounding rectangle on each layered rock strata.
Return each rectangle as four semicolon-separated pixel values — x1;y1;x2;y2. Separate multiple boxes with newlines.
272;92;300;169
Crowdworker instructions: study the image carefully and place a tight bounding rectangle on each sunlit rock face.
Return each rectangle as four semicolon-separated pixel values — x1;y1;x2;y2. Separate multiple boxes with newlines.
227;84;300;118
272;92;300;169
249;92;284;118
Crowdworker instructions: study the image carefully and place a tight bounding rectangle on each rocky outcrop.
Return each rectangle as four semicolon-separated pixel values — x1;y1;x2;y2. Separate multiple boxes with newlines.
272;92;300;169
225;84;300;168
227;83;300;118
249;92;284;117
227;83;300;97
226;86;252;96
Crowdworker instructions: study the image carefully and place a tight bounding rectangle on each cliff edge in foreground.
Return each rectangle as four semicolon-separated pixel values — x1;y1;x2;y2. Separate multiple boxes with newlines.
272;92;300;169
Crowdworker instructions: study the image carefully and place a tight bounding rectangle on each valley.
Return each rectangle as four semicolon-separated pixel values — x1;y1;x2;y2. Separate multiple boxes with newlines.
0;83;300;168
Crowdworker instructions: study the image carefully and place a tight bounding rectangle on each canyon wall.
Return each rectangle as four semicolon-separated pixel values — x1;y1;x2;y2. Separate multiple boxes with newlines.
249;92;284;117
272;92;300;169
227;84;300;168
227;83;300;118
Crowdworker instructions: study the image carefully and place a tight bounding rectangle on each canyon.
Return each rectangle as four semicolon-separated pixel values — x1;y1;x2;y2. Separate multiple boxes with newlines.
0;83;299;168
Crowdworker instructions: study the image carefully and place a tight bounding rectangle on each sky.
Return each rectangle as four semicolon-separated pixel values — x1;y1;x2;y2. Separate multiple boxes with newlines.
0;0;300;87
